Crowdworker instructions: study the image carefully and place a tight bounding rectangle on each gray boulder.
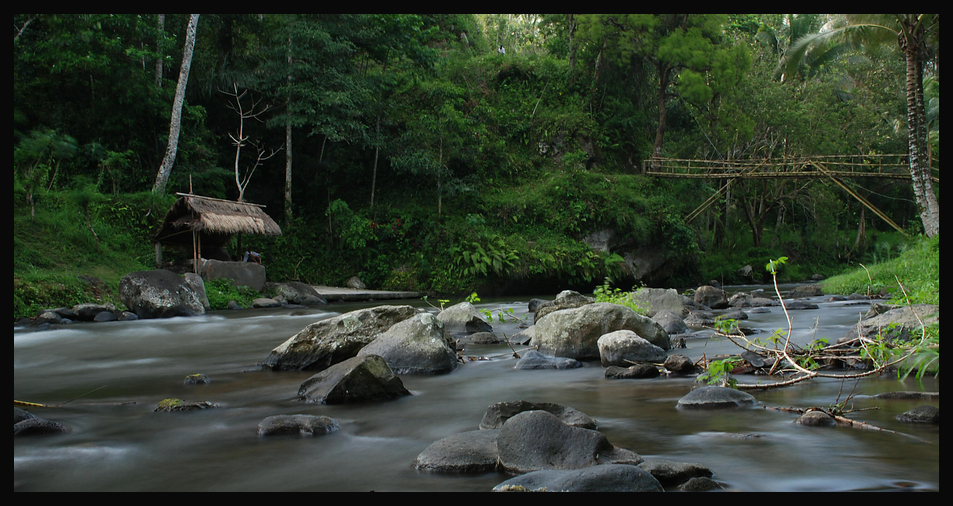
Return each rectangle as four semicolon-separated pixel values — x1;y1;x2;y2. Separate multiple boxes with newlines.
663;354;697;374
496;410;642;475
533;302;669;360
694;285;728;309
263;305;420;371
201;259;266;291
118;269;207;319
357;312;458;375
598;329;668;367
436;302;487;333
297;354;411;404
413;429;501;473
605;363;660;379
652;309;688;335
534;290;595;323
493;464;663;492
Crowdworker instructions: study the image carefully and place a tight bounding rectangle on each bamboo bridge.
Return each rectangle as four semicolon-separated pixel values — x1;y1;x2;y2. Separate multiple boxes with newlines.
641;154;939;233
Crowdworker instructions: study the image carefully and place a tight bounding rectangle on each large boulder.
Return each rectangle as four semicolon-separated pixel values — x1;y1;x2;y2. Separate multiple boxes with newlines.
598;329;668;367
496;410;642;474
532;302;669;360
297;354;412;404
263;305;421;371
357;312;458;375
201;259;266;292
119;269;207;319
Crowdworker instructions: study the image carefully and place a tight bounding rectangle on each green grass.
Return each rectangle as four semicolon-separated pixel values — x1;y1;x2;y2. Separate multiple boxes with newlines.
13;191;164;320
821;234;939;305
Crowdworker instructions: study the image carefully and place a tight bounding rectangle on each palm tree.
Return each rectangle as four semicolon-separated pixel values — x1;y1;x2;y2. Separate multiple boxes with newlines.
787;14;939;237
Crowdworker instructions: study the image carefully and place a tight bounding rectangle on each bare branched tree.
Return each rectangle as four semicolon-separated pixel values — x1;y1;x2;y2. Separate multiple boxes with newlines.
220;83;282;202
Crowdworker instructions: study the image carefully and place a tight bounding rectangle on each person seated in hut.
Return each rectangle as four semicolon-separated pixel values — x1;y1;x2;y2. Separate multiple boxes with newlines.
243;251;261;263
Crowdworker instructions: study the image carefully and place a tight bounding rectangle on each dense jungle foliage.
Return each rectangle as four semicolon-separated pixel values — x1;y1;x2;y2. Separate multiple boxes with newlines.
13;14;939;320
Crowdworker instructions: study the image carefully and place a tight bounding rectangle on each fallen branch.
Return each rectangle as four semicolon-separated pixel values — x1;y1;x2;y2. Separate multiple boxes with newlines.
703;260;930;390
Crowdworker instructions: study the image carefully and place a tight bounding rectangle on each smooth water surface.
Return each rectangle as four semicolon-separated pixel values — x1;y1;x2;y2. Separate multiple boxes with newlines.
14;286;939;491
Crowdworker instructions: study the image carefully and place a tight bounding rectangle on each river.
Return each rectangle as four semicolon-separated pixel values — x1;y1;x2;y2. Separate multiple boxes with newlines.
13;284;939;492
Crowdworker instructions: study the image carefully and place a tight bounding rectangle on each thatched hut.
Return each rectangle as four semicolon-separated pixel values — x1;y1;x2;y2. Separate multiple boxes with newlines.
154;193;282;268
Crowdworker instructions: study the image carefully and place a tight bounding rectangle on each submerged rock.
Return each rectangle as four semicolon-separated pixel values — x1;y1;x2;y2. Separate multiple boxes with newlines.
493;464;663;492
514;350;582;370
257;414;339;436
896;405;939;424
13;411;71;437
413;429;501;473
676;386;757;409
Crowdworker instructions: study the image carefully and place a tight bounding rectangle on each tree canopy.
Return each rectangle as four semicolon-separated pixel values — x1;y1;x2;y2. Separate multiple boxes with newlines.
14;13;938;295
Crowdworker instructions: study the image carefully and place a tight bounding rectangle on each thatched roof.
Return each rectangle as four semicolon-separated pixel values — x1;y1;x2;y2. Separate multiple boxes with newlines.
154;193;282;247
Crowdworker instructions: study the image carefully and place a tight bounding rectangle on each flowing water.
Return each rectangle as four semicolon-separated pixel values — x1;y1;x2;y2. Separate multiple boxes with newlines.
14;285;939;492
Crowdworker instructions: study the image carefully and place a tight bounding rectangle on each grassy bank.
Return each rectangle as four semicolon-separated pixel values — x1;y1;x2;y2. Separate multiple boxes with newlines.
820;234;939;305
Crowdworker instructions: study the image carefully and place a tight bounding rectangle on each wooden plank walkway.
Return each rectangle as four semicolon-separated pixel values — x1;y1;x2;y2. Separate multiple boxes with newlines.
312;285;425;302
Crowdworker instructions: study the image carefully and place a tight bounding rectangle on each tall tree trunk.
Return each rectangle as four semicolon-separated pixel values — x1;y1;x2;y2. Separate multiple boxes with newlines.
153;14;199;195
154;14;165;88
285;120;293;223
284;32;293;224
901;24;939;237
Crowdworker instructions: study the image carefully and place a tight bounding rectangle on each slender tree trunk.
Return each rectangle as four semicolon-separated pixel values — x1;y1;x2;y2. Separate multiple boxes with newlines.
653;63;670;160
903;44;940;237
154;14;165;88
284;32;293;224
153;14;199;195
369;116;380;210
438;136;443;216
285;120;293;223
